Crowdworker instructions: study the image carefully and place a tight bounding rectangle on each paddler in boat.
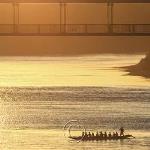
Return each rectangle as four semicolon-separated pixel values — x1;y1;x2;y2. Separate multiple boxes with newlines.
115;131;118;137
82;131;85;137
92;132;94;137
104;131;107;138
119;127;125;136
113;132;116;137
88;132;92;138
95;131;99;140
84;131;88;138
99;131;103;138
96;131;99;138
108;132;111;138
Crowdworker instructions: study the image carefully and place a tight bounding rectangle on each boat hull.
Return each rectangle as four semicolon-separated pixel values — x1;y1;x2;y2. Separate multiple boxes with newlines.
69;135;134;141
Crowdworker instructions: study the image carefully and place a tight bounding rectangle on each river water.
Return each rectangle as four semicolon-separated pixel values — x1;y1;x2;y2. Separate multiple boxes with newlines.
0;54;149;150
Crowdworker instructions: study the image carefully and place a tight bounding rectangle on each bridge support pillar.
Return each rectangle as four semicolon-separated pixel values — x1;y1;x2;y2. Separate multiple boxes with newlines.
60;2;67;33
13;2;19;33
107;1;114;33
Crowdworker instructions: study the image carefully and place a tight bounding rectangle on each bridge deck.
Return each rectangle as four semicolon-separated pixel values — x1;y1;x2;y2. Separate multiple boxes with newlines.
0;0;150;3
0;24;150;36
0;33;150;36
0;1;150;36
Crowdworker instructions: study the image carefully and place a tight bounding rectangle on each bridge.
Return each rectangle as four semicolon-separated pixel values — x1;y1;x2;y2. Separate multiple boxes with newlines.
0;0;150;36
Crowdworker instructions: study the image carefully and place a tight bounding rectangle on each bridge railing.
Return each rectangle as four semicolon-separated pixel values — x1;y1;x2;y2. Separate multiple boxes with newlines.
0;24;150;35
113;24;150;33
0;0;150;3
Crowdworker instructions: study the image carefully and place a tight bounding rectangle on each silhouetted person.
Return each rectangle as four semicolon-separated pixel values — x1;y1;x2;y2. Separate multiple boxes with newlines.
82;131;85;137
119;127;124;136
88;132;91;138
108;132;111;138
115;132;118;137
92;132;95;137
92;132;95;138
96;131;99;137
100;131;103;138
104;132;107;138
95;131;99;140
84;132;88;138
113;132;116;137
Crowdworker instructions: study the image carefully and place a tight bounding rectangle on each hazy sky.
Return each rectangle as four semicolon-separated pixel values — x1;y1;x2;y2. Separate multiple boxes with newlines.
0;3;150;55
0;3;150;24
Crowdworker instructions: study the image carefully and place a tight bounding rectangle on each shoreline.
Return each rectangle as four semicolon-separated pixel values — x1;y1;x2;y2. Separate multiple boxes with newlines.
0;52;146;57
123;53;150;78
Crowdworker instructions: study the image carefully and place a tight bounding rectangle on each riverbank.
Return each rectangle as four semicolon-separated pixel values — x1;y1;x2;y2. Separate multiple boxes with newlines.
124;53;150;78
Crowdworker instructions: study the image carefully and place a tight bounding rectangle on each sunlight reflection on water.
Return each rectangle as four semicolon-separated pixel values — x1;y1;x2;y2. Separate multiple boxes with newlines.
0;54;149;87
0;55;149;150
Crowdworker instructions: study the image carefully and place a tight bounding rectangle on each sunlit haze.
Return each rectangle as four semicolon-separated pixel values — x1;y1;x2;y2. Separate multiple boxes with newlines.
0;3;150;55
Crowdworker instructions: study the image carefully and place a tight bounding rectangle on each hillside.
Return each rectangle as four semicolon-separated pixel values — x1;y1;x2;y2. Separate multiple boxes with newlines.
126;52;150;78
